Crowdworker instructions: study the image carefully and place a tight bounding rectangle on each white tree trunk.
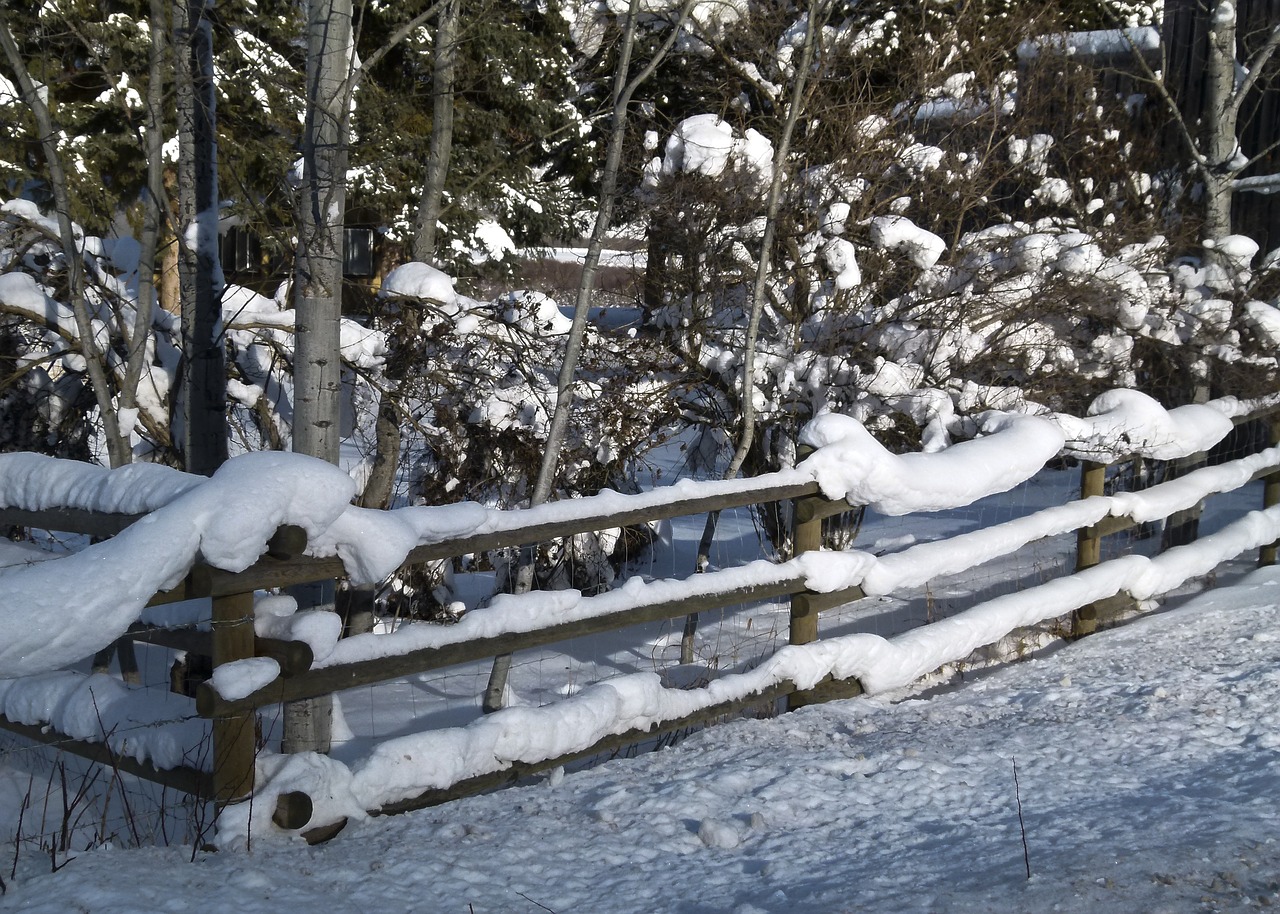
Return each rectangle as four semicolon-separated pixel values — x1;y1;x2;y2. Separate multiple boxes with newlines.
1202;0;1239;245
293;0;352;465
286;0;354;755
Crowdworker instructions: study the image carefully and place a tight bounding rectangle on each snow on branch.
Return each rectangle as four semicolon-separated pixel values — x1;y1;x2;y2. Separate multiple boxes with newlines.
1016;27;1161;66
1233;172;1280;194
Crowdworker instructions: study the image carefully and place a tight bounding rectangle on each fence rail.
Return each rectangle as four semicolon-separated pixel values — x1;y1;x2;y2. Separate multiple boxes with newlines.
3;398;1280;839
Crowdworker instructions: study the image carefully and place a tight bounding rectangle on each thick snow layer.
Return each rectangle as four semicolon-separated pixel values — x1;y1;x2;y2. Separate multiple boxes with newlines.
1057;388;1234;460
656;114;773;188
798;412;1065;514
821;237;861;289
211;658;282;702
0;452;356;678
0;672;204;770
1016;26;1160;61
0;272;83;341
380;262;458;305
661;113;735;178
1244;299;1280;346
0;452;202;515
223;284;387;369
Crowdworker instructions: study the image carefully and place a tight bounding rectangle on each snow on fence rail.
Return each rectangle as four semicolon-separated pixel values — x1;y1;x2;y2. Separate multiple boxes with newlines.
1;390;1280;844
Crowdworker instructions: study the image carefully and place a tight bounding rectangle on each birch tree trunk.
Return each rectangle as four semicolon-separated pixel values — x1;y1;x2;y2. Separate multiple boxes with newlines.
1202;0;1239;246
293;0;351;465
285;0;354;755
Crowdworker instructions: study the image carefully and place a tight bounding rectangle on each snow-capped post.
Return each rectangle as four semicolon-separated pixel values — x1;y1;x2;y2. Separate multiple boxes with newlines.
1071;460;1106;638
175;0;228;476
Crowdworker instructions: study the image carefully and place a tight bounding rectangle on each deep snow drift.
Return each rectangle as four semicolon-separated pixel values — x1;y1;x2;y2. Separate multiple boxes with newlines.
7;565;1280;913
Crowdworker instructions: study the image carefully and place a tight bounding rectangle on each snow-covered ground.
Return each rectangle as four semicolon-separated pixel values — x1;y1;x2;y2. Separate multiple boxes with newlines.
6;563;1280;912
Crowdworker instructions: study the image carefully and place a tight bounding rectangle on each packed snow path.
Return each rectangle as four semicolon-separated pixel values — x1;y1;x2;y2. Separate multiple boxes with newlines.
9;567;1280;913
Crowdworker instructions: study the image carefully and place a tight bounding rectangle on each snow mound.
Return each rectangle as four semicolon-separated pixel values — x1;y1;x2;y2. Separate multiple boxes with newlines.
798;411;1064;514
381;262;459;305
1058;389;1233;461
870;216;946;270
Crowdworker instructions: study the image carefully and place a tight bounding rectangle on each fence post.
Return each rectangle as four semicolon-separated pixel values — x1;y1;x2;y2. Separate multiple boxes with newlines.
787;444;824;711
210;590;257;805
789;498;823;650
1262;416;1280;566
1071;460;1106;638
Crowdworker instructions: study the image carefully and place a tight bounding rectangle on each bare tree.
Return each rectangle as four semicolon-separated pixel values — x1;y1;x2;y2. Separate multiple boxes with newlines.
682;0;829;664
482;0;696;712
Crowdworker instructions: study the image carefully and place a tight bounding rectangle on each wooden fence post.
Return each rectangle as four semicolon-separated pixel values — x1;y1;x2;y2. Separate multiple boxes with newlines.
785;493;824;712
1262;416;1280;566
210;590;256;805
1071;460;1106;638
789;498;823;649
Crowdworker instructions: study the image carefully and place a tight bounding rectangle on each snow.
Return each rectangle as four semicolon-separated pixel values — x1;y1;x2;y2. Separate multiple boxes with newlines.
10;567;1280;912
653;114;773;190
1206;233;1259;274
0;672;204;770
1016;27;1161;62
380;261;458;305
0;451;356;677
210;658;282;702
798;412;1064;513
820;237;860;289
1056;389;1235;461
869;215;946;270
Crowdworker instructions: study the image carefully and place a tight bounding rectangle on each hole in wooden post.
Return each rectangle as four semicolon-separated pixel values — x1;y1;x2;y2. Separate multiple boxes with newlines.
273;790;314;830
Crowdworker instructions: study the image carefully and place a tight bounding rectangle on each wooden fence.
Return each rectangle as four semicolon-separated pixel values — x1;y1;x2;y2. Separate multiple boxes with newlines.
3;399;1280;840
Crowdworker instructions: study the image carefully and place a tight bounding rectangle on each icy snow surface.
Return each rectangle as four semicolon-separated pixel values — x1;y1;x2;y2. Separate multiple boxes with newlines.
11;567;1280;912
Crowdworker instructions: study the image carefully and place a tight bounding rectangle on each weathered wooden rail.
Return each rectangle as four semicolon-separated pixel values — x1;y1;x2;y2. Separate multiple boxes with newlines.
3;399;1280;838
